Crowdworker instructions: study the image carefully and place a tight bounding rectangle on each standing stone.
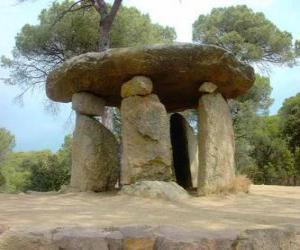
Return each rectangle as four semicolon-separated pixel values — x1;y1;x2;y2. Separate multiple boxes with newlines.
121;94;173;184
121;76;153;98
198;82;218;94
70;113;119;192
198;93;235;195
183;117;199;189
72;92;105;116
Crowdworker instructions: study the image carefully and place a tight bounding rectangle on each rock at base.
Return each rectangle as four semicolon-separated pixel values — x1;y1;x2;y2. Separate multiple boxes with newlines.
70;113;119;192
198;93;235;195
1;226;297;250
72;92;105;116
120;181;190;201
121;76;153;98
120;94;173;184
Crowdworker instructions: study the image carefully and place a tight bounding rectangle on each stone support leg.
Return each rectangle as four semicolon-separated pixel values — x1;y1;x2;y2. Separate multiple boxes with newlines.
120;76;173;185
70;92;119;192
197;93;235;195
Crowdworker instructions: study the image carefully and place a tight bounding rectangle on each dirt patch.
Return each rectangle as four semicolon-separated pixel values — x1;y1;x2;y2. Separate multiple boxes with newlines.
0;185;299;234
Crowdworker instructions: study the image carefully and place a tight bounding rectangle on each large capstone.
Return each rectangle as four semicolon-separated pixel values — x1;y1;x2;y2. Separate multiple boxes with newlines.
72;92;105;116
71;113;119;192
120;94;173;184
198;93;235;195
46;44;255;112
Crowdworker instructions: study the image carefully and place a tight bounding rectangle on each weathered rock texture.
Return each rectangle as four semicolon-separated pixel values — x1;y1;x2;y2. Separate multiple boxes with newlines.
198;93;235;195
71;113;119;192
170;113;198;189
120;94;173;184
183;117;199;189
0;226;298;250
46;44;255;111
72;92;105;116
121;76;153;98
199;82;218;93
120;181;190;202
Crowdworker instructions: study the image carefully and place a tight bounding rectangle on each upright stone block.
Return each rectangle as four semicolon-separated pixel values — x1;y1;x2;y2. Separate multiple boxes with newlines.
72;92;105;116
183;118;199;189
120;94;173;184
198;93;235;195
70;113;119;192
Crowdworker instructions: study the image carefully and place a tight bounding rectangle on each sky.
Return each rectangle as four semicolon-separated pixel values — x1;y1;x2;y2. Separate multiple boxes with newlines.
0;0;299;152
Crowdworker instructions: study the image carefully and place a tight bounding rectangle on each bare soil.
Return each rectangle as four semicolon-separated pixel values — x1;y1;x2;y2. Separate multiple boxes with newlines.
0;185;299;234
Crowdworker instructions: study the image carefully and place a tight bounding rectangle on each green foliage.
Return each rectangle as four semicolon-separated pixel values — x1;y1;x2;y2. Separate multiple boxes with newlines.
0;128;15;162
230;74;273;161
250;116;295;185
0;135;72;193
29;155;69;191
0;151;51;192
192;5;297;66
279;93;300;152
295;147;300;180
2;0;176;89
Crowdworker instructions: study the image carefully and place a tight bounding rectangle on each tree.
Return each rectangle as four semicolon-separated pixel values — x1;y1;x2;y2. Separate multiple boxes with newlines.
0;128;15;188
3;0;176;129
250;116;295;185
192;5;298;67
0;128;15;163
0;151;51;192
2;1;175;94
279;93;300;153
29;154;69;191
229;75;274;176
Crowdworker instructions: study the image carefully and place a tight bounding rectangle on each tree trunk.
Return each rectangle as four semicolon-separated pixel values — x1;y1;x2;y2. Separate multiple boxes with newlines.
99;23;114;130
99;24;110;52
95;0;122;132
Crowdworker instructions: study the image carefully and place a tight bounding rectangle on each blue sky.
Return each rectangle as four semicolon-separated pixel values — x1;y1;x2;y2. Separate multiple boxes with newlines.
0;0;299;152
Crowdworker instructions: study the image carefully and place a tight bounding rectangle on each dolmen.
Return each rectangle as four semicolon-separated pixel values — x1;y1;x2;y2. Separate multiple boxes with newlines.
46;43;255;195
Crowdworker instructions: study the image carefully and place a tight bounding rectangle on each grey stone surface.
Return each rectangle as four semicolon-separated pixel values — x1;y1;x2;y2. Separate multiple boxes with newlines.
120;181;190;201
183;117;199;189
120;94;173;184
121;76;153;98
234;228;298;250
1;226;298;250
199;82;218;93
72;92;105;116
70;113;119;192
198;93;235;195
46;44;255;112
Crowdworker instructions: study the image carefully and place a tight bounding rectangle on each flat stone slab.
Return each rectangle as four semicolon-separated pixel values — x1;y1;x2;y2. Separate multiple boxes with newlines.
46;43;255;112
0;225;298;250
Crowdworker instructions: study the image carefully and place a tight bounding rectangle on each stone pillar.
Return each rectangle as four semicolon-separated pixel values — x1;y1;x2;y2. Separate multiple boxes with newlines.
120;76;173;185
183;117;199;189
197;82;235;195
70;92;119;192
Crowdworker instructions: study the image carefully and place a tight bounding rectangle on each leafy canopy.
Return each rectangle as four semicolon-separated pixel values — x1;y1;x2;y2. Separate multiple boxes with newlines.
0;134;72;193
0;128;15;163
192;5;298;66
2;0;176;92
279;93;300;152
